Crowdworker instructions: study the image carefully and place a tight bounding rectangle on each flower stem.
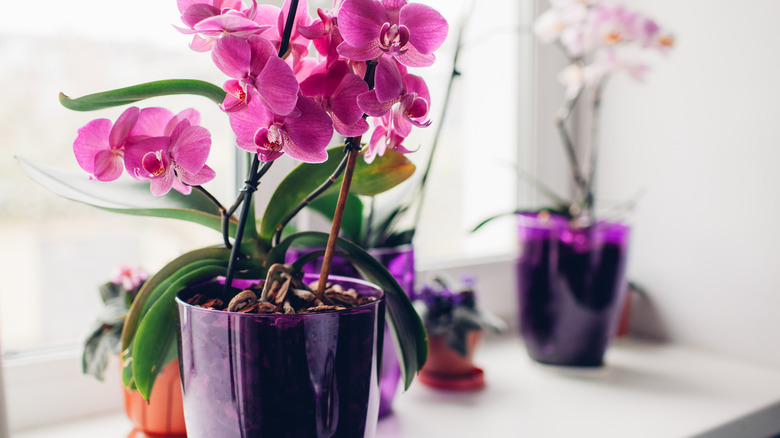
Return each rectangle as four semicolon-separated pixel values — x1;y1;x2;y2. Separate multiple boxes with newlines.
271;151;352;247
221;0;299;298
314;59;377;299
315;138;361;300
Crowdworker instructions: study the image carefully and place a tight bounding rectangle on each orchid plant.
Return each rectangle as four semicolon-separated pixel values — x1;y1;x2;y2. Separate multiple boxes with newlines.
531;0;674;224
19;0;448;400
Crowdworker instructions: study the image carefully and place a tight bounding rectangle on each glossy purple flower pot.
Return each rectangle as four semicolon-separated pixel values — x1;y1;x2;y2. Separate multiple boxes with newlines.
175;275;385;438
286;245;414;417
516;213;630;367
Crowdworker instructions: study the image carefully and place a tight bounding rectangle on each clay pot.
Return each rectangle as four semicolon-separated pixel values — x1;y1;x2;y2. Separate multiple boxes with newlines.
419;330;484;390
123;359;186;436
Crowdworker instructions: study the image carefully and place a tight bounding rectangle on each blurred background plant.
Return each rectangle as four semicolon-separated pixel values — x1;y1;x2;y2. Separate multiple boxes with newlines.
414;275;504;357
82;266;147;381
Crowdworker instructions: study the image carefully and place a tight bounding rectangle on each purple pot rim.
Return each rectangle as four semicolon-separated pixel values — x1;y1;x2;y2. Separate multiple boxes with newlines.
517;212;631;233
175;273;385;319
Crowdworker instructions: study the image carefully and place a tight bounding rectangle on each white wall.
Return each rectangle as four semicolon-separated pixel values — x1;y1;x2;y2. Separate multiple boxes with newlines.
592;1;780;367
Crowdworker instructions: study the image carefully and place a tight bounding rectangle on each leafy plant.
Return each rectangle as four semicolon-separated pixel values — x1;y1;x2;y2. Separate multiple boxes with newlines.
414;276;503;357
20;0;450;399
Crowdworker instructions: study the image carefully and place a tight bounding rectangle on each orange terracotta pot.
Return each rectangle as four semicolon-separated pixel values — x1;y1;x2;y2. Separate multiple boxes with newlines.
422;330;482;376
123;360;187;437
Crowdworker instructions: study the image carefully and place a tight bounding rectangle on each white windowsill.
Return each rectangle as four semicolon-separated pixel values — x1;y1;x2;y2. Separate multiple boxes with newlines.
13;335;780;437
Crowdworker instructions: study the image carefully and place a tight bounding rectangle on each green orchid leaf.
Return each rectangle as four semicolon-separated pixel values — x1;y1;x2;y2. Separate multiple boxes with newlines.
59;79;227;111
260;148;415;242
132;263;226;400
270;231;427;390
352;149;416;197
308;193;364;243
17;157;235;236
122;246;231;350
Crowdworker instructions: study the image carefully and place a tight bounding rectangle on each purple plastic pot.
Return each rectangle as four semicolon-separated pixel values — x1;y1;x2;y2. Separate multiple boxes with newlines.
286;245;414;417
175;274;385;438
516;213;630;367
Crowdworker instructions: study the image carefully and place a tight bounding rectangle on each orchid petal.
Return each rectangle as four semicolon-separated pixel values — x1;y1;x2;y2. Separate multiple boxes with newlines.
178;164;216;186
255;56;299;115
124;137;171;179
394;44;435;67
374;57;405;102
93;149;125;182
283;96;332;163
212;36;251;78
330;72;369;124
229;94;275;147
337;39;382;61
131;108;175;138
109;107;140;149
338;0;385;47
180;4;220;27
357;90;394;117
150;170;176;196
333;115;369;137
169;125;211;174
73;118;111;174
399;3;448;55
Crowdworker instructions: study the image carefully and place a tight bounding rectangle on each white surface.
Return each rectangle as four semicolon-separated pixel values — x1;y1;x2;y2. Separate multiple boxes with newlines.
14;336;780;438
591;0;780;368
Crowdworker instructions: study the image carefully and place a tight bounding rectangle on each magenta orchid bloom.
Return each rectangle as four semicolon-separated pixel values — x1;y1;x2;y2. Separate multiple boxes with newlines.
124;118;215;196
110;265;149;291
253;0;312;65
300;60;369;136
298;7;343;69
337;0;448;67
357;57;431;136
229;94;333;163
175;0;271;52
212;35;300;115
73;107;140;182
366;112;411;163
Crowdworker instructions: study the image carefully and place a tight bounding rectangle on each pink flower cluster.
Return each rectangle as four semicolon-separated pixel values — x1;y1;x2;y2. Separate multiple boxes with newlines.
534;0;674;98
73;0;448;194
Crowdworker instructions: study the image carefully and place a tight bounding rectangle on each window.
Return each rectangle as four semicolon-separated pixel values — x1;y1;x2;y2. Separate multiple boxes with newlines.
1;0;536;431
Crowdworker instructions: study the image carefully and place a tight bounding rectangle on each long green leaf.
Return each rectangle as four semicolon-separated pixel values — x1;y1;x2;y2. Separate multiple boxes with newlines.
122;246;231;350
59;79;226;111
17;157;235;235
270;231;427;390
259;148;415;242
132;264;227;399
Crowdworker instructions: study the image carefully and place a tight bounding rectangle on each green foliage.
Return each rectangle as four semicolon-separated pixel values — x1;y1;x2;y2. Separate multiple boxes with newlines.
259;147;415;242
17;157;236;236
59;79;227;111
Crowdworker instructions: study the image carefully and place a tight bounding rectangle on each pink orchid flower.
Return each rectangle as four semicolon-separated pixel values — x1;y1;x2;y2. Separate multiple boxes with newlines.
211;35;300;115
357;56;431;137
337;0;448;67
110;265;149;291
299;60;369;136
73;107;140;182
252;0;312;65
229;94;333;163
298;7;343;69
175;0;271;52
124;119;215;196
366;112;411;164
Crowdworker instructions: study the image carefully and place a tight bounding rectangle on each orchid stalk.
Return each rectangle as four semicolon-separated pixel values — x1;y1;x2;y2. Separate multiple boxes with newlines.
535;0;674;225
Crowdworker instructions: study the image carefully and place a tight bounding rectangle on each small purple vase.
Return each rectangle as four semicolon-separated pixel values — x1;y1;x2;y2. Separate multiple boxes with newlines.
286;245;414;417
516;213;630;367
175;275;384;438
